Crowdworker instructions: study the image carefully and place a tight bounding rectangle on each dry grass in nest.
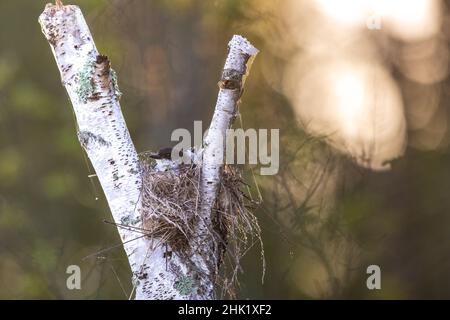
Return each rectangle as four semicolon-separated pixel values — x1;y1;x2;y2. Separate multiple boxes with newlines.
139;159;265;298
140;163;200;251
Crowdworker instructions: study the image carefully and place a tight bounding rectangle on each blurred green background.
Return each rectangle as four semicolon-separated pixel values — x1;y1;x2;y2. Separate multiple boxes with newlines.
1;0;450;299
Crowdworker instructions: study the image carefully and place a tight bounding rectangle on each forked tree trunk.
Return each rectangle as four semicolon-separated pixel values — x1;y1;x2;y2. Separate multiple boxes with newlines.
39;2;257;300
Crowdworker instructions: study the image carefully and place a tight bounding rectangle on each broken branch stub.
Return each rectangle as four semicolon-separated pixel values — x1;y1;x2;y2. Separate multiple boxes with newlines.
200;35;259;233
190;35;259;287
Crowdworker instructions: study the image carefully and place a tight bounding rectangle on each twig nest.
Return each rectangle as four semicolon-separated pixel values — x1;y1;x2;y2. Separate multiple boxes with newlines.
138;156;264;298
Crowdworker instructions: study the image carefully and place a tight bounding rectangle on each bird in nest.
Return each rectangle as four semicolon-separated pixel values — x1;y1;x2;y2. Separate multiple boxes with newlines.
141;147;202;172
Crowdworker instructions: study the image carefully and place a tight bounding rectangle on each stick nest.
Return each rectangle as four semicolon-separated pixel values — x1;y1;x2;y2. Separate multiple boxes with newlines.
139;158;264;298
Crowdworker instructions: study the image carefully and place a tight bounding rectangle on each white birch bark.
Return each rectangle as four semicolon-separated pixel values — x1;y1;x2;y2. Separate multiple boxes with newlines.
192;36;258;282
38;3;199;300
39;3;258;300
200;35;259;226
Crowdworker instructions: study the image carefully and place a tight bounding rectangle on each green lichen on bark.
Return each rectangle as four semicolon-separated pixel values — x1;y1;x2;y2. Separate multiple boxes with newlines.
174;275;195;296
120;215;141;226
76;59;95;103
78;130;110;149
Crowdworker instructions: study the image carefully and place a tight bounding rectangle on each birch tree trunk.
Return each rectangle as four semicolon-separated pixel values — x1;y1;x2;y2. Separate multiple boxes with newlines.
39;2;258;300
